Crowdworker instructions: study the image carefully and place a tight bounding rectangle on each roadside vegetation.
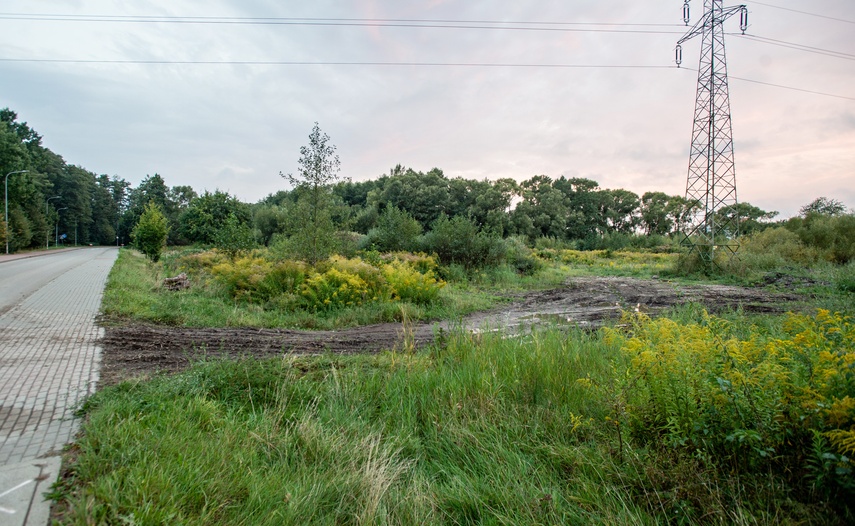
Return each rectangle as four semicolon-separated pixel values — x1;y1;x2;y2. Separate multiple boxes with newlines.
53;303;854;524
101;244;675;329
60;202;855;524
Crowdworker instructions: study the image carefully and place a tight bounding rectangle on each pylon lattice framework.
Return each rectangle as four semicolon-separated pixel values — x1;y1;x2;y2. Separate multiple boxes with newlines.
676;0;748;264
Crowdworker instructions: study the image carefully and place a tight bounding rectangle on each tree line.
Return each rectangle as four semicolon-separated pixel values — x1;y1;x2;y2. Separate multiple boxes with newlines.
1;109;129;250
1;109;814;258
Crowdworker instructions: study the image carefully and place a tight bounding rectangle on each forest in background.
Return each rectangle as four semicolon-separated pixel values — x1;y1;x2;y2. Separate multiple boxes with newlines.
1;107;846;261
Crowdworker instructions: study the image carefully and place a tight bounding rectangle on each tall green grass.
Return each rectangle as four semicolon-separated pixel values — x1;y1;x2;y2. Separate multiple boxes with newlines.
54;311;851;524
56;331;625;525
102;249;522;329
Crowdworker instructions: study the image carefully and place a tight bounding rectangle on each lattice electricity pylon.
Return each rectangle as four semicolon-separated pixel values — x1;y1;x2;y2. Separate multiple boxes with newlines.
675;0;748;265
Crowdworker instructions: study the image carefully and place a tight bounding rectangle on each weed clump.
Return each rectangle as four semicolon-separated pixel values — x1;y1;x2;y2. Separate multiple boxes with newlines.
600;309;855;504
180;249;446;313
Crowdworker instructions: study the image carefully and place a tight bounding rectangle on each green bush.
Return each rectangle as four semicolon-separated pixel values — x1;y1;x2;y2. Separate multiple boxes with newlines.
534;236;578;251
260;260;308;298
787;213;855;264
211;256;273;301
213;213;257;258
131;202;169;262
419;214;505;269
300;267;371;311
602;309;855;496
169;248;227;277
835;262;855;293
504;236;543;276
740;226;820;268
380;252;439;275
327;255;390;301
360;206;422;252
383;259;445;304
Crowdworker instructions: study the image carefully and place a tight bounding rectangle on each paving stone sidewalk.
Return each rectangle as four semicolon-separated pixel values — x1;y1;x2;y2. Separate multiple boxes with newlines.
0;247;118;523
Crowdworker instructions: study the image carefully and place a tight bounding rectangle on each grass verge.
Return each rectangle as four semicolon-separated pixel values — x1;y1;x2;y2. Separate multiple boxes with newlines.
53;308;854;524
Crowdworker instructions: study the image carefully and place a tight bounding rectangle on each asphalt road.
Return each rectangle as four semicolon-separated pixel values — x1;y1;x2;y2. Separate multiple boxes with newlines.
0;248;115;316
0;246;118;525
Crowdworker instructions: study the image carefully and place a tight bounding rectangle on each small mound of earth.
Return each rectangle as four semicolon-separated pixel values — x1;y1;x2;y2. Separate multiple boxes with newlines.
98;276;801;387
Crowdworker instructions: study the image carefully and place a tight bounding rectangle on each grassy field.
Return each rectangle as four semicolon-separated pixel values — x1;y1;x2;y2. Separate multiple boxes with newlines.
53;248;855;525
100;247;672;330
54;306;855;524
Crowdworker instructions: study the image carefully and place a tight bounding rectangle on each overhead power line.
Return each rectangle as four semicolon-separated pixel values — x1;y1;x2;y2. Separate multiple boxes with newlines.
729;74;855;101
3;56;850;101
750;1;855;25
731;33;855;61
0;58;676;69
0;13;683;26
0;13;684;34
0;13;683;28
680;67;855;101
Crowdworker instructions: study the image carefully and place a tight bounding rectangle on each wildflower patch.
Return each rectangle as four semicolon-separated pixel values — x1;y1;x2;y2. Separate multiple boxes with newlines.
602;309;854;492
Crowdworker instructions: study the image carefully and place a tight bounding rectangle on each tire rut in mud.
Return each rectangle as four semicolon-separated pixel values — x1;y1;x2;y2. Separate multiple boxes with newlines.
98;276;800;386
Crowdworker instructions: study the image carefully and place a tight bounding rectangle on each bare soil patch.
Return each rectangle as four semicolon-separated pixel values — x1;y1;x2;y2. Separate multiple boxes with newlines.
98;277;800;387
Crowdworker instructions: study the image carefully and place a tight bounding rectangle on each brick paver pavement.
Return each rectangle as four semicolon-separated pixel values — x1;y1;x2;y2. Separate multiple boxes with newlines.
0;248;118;464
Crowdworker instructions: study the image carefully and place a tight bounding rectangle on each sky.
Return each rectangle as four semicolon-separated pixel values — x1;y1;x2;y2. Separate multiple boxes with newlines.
0;0;853;218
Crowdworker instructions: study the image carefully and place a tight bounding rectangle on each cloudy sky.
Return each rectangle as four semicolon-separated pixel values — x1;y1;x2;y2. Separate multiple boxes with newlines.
1;0;852;218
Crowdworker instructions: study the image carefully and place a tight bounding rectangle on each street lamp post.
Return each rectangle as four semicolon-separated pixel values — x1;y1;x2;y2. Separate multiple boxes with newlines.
4;170;29;254
55;207;68;247
45;196;60;249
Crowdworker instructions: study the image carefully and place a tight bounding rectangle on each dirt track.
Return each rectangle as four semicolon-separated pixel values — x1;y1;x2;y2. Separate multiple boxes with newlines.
98;276;800;386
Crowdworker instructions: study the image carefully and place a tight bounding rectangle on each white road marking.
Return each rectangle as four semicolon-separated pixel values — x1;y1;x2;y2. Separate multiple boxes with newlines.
0;479;34;514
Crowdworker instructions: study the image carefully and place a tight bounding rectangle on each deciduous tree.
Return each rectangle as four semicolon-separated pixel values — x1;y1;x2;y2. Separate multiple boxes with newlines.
280;123;342;264
131;201;169;262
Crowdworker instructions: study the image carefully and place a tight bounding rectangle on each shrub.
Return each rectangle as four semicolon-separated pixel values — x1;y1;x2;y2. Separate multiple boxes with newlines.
823;214;855;264
504;236;543;276
211;256;273;301
600;309;855;496
300;267;370;311
419;214;505;269
437;263;467;283
534;236;577;251
789;213;855;264
380;252;440;275
337;231;363;258
170;248;227;276
837;262;855;293
741;226;818;265
361;206;422;252
383;260;445;304
260;260;308;298
328;256;389;301
131;202;169;262
213;213;257;258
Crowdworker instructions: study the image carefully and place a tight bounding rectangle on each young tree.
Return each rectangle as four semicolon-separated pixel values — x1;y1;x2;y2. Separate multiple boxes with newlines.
214;213;257;259
280;123;342;264
131;201;169;262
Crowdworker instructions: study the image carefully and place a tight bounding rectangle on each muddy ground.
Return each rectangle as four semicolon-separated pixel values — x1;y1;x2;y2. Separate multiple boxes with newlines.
98;276;801;386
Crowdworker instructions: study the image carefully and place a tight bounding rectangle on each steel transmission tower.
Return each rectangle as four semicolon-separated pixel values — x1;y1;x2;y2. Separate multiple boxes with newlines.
675;0;748;264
